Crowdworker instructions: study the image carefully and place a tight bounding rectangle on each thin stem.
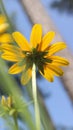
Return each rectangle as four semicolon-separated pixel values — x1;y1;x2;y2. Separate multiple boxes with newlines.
13;115;18;130
32;64;41;130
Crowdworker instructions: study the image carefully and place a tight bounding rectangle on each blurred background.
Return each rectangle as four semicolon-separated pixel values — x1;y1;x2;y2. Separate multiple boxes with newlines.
0;0;73;130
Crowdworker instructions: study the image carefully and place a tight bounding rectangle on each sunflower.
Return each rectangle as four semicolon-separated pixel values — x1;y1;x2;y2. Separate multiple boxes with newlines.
0;15;12;45
1;24;69;85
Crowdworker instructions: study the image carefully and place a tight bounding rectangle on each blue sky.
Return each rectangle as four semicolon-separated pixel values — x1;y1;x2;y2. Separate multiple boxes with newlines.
1;0;73;129
42;0;73;52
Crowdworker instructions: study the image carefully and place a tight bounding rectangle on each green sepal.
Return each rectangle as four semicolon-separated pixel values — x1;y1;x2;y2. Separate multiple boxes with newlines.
9;109;16;116
18;59;26;66
38;65;44;74
4;106;9;111
44;58;52;63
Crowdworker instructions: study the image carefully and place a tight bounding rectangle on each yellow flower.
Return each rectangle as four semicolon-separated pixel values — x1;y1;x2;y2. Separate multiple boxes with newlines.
0;15;12;45
1;24;69;85
1;96;17;117
1;96;12;108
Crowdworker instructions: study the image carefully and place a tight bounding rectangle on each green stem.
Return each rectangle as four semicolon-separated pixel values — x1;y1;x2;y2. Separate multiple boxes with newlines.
32;64;41;130
13;115;18;130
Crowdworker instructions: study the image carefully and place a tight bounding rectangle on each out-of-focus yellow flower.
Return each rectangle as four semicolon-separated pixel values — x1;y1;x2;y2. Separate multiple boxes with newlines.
0;15;12;46
1;24;69;85
1;96;17;116
1;96;12;108
0;15;8;33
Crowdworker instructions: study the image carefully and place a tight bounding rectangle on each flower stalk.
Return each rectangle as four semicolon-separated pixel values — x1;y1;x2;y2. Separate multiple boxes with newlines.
13;115;18;130
32;63;41;130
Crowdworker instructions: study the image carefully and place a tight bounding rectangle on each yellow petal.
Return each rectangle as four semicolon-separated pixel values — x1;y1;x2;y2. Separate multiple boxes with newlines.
0;15;7;25
2;54;18;62
47;64;64;76
0;23;9;33
48;42;66;55
12;32;30;51
2;50;24;58
41;31;55;51
30;24;42;48
1;52;23;62
1;96;6;106
9;63;25;74
39;66;54;82
21;68;32;85
7;96;12;108
50;56;69;66
1;44;24;61
2;44;22;54
0;33;12;43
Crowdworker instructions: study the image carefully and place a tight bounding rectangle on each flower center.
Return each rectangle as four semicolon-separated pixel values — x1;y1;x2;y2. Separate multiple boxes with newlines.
18;45;52;74
21;47;52;73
